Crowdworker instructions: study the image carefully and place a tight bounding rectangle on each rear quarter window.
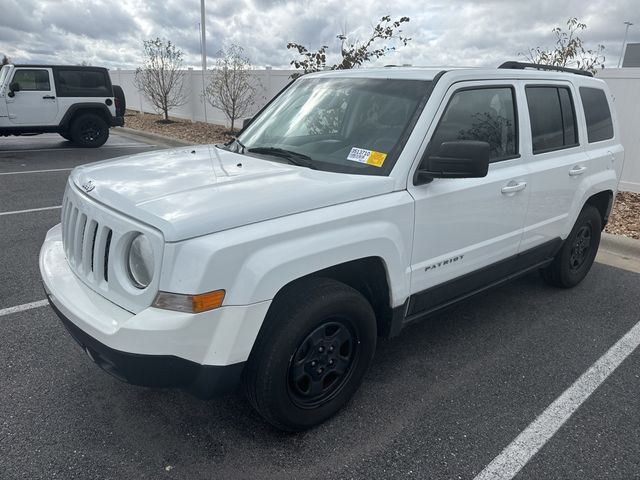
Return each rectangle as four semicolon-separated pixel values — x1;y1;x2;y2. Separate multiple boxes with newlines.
579;87;614;143
525;86;578;154
55;69;111;97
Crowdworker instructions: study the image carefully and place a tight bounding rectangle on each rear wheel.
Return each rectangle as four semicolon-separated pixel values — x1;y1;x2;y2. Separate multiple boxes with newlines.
243;277;377;431
70;113;109;148
540;205;602;288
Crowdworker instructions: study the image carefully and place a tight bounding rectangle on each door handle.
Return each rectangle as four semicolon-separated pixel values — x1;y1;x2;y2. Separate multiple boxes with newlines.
501;181;527;194
569;165;587;176
42;95;56;100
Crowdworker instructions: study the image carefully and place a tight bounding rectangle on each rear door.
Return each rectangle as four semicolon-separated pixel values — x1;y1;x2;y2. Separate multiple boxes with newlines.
407;81;529;316
6;68;58;125
519;81;589;252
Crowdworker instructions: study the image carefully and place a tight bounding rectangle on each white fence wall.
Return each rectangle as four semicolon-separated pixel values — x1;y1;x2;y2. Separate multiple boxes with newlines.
599;69;640;193
109;68;295;126
110;68;640;193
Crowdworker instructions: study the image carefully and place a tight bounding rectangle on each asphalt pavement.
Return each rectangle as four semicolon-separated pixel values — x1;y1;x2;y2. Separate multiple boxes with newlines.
1;131;639;480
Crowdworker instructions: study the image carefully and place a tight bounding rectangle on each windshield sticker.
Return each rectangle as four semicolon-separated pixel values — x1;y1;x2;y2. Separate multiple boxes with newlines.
347;147;387;168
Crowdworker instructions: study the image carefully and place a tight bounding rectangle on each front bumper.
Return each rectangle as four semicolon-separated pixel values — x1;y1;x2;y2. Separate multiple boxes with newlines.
40;224;271;398
47;295;243;398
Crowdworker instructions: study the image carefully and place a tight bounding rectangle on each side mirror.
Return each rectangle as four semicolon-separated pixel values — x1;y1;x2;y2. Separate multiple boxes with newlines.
242;117;253;129
417;140;490;182
9;81;20;93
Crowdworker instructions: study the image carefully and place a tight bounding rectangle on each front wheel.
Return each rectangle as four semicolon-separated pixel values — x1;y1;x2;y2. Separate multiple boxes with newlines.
540;205;602;288
242;277;377;431
70;113;109;148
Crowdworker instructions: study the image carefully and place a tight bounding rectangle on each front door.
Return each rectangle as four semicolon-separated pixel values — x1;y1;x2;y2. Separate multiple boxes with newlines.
6;68;58;125
407;82;529;317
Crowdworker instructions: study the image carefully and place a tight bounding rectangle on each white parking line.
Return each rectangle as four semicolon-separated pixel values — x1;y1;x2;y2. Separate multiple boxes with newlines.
0;205;61;216
0;144;151;154
0;168;73;176
474;318;640;480
0;299;49;318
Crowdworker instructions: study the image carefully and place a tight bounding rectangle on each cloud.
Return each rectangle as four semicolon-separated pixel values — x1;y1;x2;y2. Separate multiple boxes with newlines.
0;0;638;70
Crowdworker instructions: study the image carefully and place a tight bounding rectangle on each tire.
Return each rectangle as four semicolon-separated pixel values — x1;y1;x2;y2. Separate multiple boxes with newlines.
243;277;377;431
70;113;109;148
112;85;126;117
59;132;72;141
540;205;602;288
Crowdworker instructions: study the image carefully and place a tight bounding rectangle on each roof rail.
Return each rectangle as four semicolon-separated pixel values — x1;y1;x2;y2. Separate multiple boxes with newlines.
498;61;593;77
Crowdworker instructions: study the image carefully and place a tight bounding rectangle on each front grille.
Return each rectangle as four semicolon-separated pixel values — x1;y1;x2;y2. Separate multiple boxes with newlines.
61;196;113;285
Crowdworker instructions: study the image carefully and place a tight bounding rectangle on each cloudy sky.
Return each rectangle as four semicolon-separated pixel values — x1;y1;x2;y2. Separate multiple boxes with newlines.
0;0;638;71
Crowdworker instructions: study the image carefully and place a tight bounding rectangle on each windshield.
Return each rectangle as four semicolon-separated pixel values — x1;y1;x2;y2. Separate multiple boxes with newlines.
233;77;432;175
0;65;10;90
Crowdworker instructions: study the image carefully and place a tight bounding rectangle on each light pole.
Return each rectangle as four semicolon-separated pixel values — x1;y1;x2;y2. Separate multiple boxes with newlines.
617;21;633;68
200;0;208;122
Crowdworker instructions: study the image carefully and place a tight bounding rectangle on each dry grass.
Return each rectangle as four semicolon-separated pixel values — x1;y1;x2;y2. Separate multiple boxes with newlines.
123;110;640;240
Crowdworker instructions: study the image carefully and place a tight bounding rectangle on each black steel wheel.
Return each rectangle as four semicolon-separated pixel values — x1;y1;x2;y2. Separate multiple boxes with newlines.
243;277;376;431
288;319;358;409
540;204;602;288
70;113;109;148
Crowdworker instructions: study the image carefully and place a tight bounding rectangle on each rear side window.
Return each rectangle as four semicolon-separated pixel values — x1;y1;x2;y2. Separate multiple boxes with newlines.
55;69;111;97
429;87;517;162
12;69;50;91
526;86;578;154
580;87;614;142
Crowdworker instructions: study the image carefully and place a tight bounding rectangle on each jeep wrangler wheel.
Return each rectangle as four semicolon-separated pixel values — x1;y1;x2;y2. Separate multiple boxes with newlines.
70;113;109;148
540;204;602;288
242;277;377;431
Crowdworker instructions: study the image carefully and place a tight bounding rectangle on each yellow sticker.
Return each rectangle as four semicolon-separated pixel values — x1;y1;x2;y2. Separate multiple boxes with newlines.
347;147;387;168
366;151;387;167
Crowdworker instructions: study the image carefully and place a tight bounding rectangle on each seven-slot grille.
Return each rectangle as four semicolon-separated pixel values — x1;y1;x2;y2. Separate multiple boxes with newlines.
61;195;113;285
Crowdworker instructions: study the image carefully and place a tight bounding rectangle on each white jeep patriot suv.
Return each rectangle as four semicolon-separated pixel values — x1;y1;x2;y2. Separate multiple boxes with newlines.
0;64;124;147
40;62;624;431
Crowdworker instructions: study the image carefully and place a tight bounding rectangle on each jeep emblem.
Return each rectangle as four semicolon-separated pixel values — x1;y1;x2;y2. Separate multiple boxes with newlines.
81;180;95;193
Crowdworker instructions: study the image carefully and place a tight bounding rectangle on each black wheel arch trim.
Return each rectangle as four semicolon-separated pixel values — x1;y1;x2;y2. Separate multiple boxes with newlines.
60;103;115;129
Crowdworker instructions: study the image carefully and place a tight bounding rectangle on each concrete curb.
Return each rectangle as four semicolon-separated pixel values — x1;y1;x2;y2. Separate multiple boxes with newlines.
600;232;640;259
115;126;193;148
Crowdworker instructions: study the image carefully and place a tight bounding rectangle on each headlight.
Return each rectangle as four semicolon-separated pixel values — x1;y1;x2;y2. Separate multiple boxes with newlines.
127;234;154;289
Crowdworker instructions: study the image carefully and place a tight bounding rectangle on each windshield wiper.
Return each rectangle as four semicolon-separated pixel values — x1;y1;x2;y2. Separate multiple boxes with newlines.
225;136;246;153
247;147;317;170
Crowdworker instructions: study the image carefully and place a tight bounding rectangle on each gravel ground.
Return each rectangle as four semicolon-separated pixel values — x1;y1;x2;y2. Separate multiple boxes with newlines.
122;111;640;239
124;110;233;145
606;191;640;240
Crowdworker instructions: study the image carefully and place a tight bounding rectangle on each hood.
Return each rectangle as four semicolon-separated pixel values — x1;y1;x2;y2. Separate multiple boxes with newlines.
71;145;395;241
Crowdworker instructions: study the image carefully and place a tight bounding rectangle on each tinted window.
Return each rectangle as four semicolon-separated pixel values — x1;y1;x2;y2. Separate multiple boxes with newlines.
56;69;110;97
526;86;578;154
429;87;517;161
580;87;614;142
12;69;50;91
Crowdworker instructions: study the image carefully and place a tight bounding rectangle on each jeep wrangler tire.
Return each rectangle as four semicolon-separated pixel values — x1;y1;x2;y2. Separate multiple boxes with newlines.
540;204;602;288
70;113;109;148
243;277;377;431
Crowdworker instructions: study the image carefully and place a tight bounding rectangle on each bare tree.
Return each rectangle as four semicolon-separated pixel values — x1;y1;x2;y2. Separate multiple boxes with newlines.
1;55;11;66
206;45;261;132
287;15;411;76
134;38;188;121
521;18;605;75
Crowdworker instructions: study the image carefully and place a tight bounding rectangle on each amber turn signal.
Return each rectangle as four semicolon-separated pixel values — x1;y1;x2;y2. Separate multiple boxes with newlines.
152;289;226;313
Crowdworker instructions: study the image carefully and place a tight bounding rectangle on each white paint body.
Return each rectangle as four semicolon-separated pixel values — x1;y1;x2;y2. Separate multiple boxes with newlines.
0;64;117;128
39;68;624;368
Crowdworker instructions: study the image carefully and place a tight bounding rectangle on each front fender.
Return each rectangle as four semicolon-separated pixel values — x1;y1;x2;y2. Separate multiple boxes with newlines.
159;191;415;309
